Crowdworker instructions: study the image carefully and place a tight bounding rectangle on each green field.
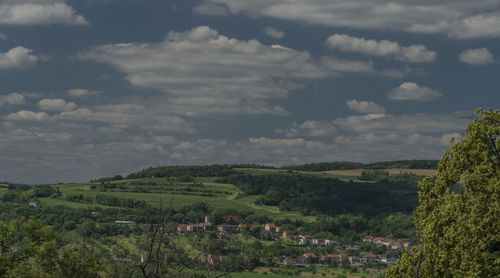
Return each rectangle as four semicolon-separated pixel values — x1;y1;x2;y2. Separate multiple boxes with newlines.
38;197;115;209
235;168;365;182
0;187;6;197
50;178;316;222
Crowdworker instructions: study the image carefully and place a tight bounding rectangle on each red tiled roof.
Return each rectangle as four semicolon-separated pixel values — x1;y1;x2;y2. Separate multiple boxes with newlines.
303;253;317;258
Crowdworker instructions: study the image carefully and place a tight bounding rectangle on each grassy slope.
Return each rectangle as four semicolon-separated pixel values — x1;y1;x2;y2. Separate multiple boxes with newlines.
44;166;429;221
53;178;315;222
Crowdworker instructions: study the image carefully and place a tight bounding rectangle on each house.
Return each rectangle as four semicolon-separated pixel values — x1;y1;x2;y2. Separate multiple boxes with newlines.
378;253;399;263
403;242;412;249
303;253;317;263
283;256;306;267
238;223;247;231
349;256;361;265
322;254;347;263
264;223;280;233
282;230;294;240
381;238;393;248
217;224;238;233
298;235;313;246
91;211;101;217
373;237;384;245
28;202;38;208
312;239;326;246
363;235;375;244
187;224;204;232
361;254;378;264
177;224;187;233
391;241;402;250
325;239;339;246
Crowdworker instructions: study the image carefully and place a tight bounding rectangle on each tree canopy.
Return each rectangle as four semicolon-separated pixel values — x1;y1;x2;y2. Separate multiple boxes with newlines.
387;109;500;277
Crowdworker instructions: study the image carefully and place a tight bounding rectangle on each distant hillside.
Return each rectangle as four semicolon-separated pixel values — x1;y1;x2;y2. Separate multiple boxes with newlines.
125;164;237;179
281;160;438;172
118;160;438;181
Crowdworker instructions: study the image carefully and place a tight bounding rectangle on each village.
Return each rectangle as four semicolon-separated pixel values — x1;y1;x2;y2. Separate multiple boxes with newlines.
154;215;412;267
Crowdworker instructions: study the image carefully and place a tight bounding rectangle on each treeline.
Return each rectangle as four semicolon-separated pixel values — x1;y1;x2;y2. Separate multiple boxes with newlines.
218;173;419;216
125;164;237;179
281;160;438;172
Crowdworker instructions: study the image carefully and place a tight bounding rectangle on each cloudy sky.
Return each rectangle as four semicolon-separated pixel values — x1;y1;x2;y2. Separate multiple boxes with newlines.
1;0;499;184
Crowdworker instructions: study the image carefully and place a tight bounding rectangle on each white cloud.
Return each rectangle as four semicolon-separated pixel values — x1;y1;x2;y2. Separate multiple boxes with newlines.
66;88;102;97
263;27;285;39
275;120;336;137
331;112;468;135
346;100;386;114
448;13;500;39
54;102;196;133
388;82;443;101
38;98;76;112
199;0;500;39
0;32;7;40
326;34;436;63
458;48;495;65
0;93;25;106
0;46;39;70
0;1;88;26
79;26;399;116
6;110;49;121
193;2;228;16
320;56;408;78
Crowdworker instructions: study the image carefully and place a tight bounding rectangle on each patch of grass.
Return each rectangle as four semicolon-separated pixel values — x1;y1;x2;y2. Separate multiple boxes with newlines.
38;197;114;209
0;188;7;197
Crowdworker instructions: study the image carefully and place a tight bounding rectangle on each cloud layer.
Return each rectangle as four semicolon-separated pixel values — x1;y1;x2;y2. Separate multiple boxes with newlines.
197;0;500;39
78;26;404;116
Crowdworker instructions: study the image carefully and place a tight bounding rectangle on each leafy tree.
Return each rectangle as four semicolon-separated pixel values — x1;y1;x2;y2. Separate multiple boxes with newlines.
387;109;500;277
0;218;103;277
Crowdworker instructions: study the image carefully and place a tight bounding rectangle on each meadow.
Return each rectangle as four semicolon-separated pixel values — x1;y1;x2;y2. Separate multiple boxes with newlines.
53;177;316;222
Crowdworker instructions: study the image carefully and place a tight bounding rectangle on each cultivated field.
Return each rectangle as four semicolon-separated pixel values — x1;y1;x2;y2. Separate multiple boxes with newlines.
53;178;315;221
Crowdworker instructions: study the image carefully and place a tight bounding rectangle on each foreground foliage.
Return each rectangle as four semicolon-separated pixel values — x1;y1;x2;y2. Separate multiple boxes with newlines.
0;218;103;278
388;109;500;277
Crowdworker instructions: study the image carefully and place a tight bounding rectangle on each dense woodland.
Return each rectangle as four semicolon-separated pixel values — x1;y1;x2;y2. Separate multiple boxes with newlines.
217;172;420;216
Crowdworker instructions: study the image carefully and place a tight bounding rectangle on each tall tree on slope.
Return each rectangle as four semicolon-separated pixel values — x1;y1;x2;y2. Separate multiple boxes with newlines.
387;109;500;277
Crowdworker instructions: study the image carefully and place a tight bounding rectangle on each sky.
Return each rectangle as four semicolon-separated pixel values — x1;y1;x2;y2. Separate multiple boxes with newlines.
0;0;499;184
